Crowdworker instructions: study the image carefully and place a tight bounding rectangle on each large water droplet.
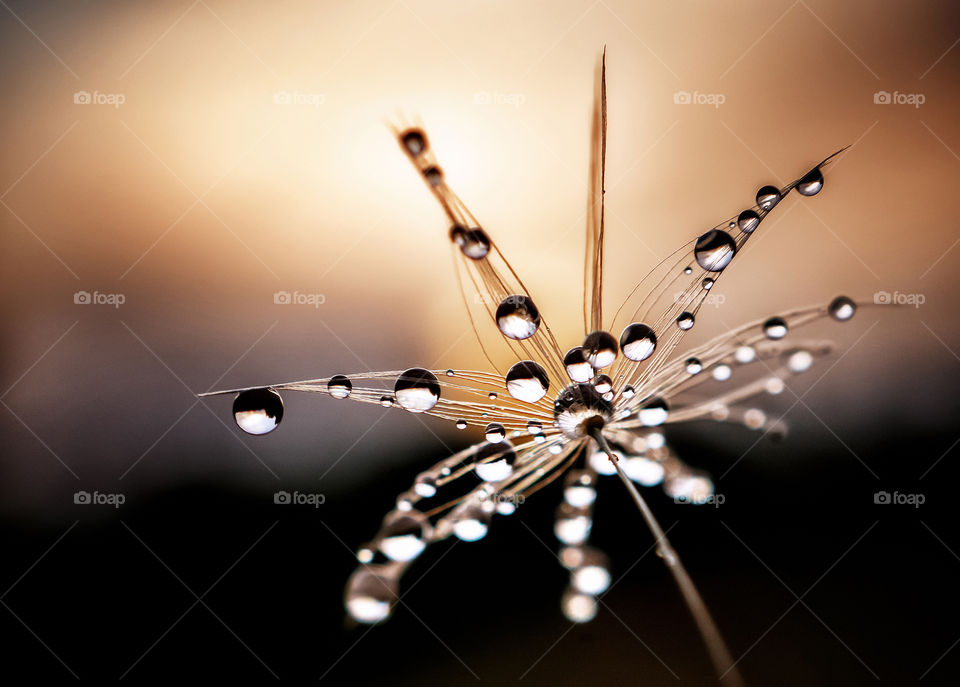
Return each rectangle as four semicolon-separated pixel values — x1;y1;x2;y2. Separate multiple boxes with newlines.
449;225;491;260
451;503;490;541
638;397;669;426
496;295;541;340
401;129;426;157
763;317;788;340
563;347;593;383
379;510;428;562
829;295;856;321
394;368;441;412
582;330;618;368
484;423;506;443
796;167;823;196
345;566;397;624
592;374;613;396
233;388;283;435
737;209;760;233
685;357;702;374
619;323;657;362
694;230;737;272
475;441;516;482
756;185;781;210
506;360;550;403
327;375;352;400
676;311;695;330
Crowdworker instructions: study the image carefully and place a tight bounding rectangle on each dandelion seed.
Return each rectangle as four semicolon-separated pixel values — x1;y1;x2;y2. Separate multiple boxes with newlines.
200;52;868;685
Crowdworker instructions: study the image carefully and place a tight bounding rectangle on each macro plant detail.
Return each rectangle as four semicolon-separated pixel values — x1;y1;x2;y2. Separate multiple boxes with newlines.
202;55;864;684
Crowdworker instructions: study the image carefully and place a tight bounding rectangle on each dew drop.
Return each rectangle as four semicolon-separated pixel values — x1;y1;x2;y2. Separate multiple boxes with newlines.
787;349;814;373
327;375;352;400
488;392;498;400
756;185;781;210
676;311;695;330
562;589;598;623
694;229;737;272
622;385;635;399
379;511;427;562
554;504;592;545
233;388;283;435
451;503;490;541
449;225;491;260
702;277;714;290
379;395;394;407
737;209;760;233
744;408;766;429
414;473;437;497
796;167;823;196
664;472;715;504
735;345;756;364
484;423;506;443
563;347;593;383
345;566;397;624
624;455;665;486
475;441;516;482
394;368;441;412
401;129;426;157
685;357;702;374
638;397;669;426
684;266;693;275
582;330;618;368
455;419;467;430
527;420;542;434
572;563;611;595
765;377;785;394
619;323;657;362
763;317;788;340
564;470;596;507
828;295;856;322
445;369;455;377
712;363;732;381
496;295;541;340
423;165;443;187
592;374;613;395
506;360;550;403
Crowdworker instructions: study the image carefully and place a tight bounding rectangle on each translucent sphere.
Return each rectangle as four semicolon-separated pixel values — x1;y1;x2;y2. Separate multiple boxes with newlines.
763;317;788;340
563;347;593;383
694;229;737;272
394;368;441;412
449;225;491;260
829;295;856;321
345;566;397;624
496;295;541;340
582;330;618;368
619;323;657;362
401;129;426;157
233;388;283;435
327;375;352;400
506;360;550;403
379;511;428;562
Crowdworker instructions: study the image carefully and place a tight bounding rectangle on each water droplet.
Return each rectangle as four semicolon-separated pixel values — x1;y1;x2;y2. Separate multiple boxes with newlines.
664;472;715;504
619;323;657;362
796;167;823;196
345;566;397;624
712;363;732;381
638;397;669;426
380;395;394;407
684;266;693;275
496;500;516;516
562;589;598;623
676;311;695;330
451;503;489;541
829;295;856;321
563;347;593;383
484;423;506;443
475;441;516;482
622;385;635;399
379;510;427;562
564;470;596;507
735;345;756;364
496;295;541;340
592;374;613;395
553;384;614;439
572;563;611;596
756;185;781;210
685;357;702;374
506;360;550;403
423;165;443;187
744;408;766;429
702;277;714;290
401;129;426;157
327;375;352;400
555;503;592;544
695;229;737;272
763;317;788;339
394;368;441;412
588;446;620;475
455;419;467;430
527;420;543;434
737;209;760;233
488;392;498;400
765;377;785;394
449;225;491;260
233;388;283;435
414;473;437;497
582;330;618;368
787;349;814;373
445;369;455;377
356;547;374;564
624;455;665;486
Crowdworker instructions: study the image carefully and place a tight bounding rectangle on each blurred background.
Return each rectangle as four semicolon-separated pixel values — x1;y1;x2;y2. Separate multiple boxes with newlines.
1;0;959;683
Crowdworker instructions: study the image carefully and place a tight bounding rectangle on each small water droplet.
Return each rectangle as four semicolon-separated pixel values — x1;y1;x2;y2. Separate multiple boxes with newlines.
345;566;397;624
763;317;788;340
737;209;760;233
233;388;283;435
684;266;693;275
564;347;593;382
423;165;443;187
756;185;781;210
735;345;756;364
327;375;352;400
527;419;543;434
685;357;702;374
695;230;737;271
445;369;455;377
562;589;598;623
488;392;498;400
451;503;490;541
506;360;550;403
582;330;618;368
619;323;657;362
555;503;592;544
449;225;491;260
744;408;766;429
380;395;394;407
592;374;613;395
496;295;541;340
622;385;635;399
379;510;427;562
475;441;516;481
702;277;714;290
414;473;437;497
484;423;506;443
455;419;467;430
828;295;856;321
638;397;669;426
676;311;695;330
765;377;785;394
394;368;441;412
712;363;732;381
796;167;823;196
401;129;426;157
787;349;814;373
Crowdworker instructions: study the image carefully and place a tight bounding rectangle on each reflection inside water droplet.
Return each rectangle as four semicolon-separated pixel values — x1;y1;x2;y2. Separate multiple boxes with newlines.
233;388;283;435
